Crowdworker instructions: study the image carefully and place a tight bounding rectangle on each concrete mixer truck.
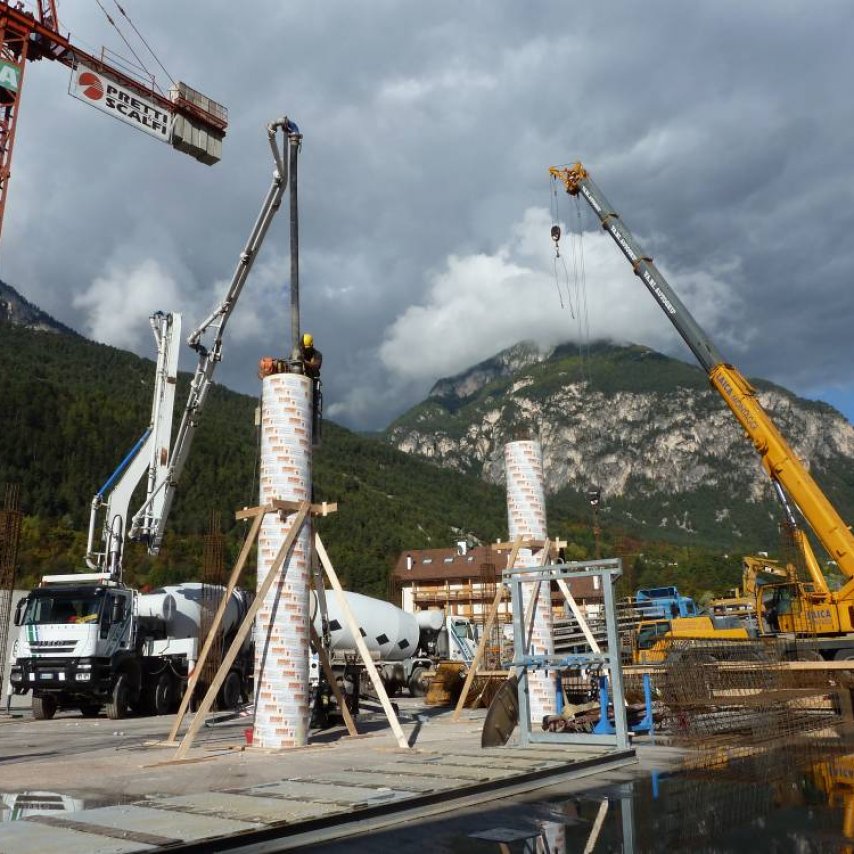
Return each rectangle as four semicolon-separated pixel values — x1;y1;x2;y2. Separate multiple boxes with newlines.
9;574;253;720
310;590;477;718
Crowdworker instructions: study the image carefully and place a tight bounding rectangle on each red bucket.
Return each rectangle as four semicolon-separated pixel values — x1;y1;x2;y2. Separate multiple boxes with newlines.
244;727;254;746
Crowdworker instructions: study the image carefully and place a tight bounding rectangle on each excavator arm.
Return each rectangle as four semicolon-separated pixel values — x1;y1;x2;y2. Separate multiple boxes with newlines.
550;162;854;598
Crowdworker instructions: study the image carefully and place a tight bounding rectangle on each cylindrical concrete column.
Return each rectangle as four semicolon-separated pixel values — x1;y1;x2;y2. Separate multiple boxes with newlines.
505;439;554;723
254;372;313;749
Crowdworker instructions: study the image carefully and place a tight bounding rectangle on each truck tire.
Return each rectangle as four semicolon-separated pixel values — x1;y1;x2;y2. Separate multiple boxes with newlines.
152;672;174;715
218;670;242;711
835;649;854;661
107;673;131;720
32;694;57;720
408;666;429;698
79;703;102;717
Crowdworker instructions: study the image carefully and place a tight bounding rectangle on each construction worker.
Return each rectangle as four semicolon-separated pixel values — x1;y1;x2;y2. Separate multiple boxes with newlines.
300;332;322;379
300;333;323;445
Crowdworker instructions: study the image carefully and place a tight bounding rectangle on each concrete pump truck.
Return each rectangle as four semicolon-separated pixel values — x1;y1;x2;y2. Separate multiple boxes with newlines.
550;162;854;661
9;119;301;719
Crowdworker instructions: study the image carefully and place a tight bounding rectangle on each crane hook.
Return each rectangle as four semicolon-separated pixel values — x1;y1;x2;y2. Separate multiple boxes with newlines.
550;224;561;258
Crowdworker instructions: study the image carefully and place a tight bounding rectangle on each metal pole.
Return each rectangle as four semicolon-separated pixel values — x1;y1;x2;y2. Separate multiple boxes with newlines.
289;132;302;363
511;574;531;747
603;566;630;749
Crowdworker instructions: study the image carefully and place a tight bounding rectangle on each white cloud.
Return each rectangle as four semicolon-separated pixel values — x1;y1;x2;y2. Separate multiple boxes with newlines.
378;206;744;383
4;1;854;429
73;258;185;351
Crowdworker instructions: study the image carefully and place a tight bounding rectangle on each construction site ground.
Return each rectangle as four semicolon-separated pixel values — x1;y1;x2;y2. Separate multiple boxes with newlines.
0;696;673;852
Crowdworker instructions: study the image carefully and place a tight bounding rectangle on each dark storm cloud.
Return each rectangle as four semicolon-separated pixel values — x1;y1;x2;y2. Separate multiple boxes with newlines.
3;1;853;428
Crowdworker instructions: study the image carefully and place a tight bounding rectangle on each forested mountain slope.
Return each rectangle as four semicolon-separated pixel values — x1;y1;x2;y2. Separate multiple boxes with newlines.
386;341;854;554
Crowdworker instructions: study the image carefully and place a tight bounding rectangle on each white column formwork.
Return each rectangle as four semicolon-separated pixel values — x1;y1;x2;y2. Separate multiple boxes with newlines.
254;372;313;749
504;439;554;723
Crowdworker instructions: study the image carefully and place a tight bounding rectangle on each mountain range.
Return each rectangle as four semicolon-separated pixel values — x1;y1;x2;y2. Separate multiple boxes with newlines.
0;282;507;595
4;280;853;597
386;340;854;553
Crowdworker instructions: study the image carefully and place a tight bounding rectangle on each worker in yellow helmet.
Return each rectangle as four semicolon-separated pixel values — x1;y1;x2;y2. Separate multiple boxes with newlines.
299;333;324;445
300;332;322;379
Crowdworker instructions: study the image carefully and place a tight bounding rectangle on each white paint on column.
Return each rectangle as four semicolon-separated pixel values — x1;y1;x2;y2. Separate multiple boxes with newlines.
254;373;313;749
504;439;554;722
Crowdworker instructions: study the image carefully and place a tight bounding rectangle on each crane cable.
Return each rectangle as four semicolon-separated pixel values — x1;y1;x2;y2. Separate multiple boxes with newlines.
109;0;175;88
548;177;573;315
92;0;174;93
92;0;156;87
549;173;603;511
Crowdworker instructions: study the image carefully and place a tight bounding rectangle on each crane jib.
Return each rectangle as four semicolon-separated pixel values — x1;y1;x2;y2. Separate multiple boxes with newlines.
581;183;678;317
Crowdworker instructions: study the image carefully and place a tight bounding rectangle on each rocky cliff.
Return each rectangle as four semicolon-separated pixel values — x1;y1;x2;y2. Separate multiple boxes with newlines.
386;341;854;549
0;281;78;336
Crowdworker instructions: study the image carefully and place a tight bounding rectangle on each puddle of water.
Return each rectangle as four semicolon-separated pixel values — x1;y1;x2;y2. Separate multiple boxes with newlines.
0;791;136;822
304;738;854;852
458;741;854;853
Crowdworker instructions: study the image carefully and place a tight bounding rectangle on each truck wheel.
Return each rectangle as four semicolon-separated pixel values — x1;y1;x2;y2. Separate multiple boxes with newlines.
106;673;131;720
218;670;242;711
153;672;174;715
79;703;102;717
408;666;429;698
835;649;854;661
32;694;57;720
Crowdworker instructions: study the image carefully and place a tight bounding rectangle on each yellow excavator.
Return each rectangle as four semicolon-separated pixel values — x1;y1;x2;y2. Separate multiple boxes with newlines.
710;555;795;618
550;162;854;661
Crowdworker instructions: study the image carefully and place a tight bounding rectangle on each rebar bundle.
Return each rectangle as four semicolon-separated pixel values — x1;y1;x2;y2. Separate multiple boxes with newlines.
658;638;843;761
199;511;226;695
479;558;503;670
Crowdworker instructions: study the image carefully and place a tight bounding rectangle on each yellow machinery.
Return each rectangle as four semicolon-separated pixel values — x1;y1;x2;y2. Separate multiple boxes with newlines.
634;615;750;663
710;555;794;617
550;162;854;658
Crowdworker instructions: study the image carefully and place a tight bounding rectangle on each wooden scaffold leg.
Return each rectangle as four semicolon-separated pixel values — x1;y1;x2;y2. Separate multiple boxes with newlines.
314;534;410;750
172;501;311;759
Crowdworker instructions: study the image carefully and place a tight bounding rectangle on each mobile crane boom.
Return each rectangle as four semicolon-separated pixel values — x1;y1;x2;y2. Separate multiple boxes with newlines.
549;162;854;600
127;117;301;554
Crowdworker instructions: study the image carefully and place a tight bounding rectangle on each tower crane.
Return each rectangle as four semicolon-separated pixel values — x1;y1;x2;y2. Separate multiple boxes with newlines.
0;0;227;241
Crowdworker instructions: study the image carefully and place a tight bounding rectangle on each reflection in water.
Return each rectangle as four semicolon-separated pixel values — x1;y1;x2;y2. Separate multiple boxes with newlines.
1;791;85;822
460;739;854;853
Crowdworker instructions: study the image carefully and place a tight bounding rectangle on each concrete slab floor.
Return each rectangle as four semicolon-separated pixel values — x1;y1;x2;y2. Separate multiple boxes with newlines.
0;699;658;852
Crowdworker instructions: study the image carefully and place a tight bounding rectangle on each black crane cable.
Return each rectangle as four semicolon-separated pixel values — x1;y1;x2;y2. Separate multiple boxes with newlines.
110;0;175;87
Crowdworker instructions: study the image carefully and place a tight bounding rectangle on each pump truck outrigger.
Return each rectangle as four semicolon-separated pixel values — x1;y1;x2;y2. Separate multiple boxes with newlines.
9;119;302;720
550;161;854;661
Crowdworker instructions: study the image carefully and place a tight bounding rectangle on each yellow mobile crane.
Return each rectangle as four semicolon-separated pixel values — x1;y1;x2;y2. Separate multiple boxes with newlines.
550;162;854;660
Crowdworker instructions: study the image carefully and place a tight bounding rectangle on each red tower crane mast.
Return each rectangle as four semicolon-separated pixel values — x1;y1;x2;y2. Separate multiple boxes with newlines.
0;0;227;240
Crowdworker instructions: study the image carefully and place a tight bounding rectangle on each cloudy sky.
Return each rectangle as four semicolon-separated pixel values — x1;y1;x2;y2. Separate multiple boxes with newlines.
3;1;853;430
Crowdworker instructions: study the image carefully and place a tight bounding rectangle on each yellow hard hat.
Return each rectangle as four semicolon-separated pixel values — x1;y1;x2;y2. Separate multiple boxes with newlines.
302;332;313;347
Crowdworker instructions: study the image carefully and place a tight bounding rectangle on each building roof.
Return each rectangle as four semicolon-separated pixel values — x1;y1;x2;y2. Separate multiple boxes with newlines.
393;546;604;600
393;546;506;581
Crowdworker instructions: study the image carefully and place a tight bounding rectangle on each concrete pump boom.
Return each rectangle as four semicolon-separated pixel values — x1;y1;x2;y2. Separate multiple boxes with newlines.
128;117;301;554
85;311;181;579
550;161;854;599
